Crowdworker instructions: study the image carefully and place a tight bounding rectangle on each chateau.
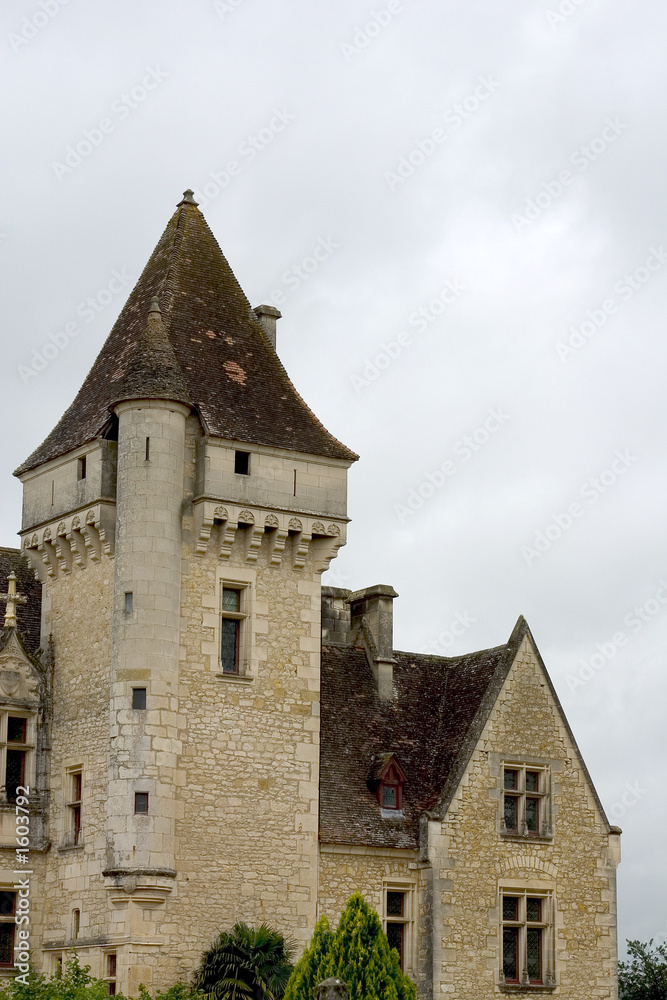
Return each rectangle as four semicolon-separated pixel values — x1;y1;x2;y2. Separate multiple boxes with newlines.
0;192;620;998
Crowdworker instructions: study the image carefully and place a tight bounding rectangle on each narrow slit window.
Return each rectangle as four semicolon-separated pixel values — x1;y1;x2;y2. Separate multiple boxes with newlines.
132;688;147;710
145;437;150;461
67;770;82;846
77;456;86;480
72;909;80;939
234;450;250;475
124;592;133;614
293;469;297;496
135;792;149;814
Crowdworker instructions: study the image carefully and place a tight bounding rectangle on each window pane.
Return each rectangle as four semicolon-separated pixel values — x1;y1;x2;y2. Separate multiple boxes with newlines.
387;892;404;917
72;772;82;802
504;795;518;830
526;797;538;832
72;805;81;845
527;928;542;981
221;618;240;673
132;688;147;710
503;769;518;790
7;718;26;743
526;770;539;792
222;588;240;612
0;923;13;966
6;750;25;801
0;893;15;918
502;896;519;921
383;785;397;808
134;793;149;814
503;928;518;981
386;922;404;967
526;897;542;922
108;954;117;977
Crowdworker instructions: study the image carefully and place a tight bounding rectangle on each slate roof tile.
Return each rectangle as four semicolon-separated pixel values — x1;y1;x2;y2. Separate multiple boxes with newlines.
16;193;357;475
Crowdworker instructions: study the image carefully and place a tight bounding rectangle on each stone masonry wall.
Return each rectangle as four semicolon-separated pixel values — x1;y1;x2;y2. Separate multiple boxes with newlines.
430;635;619;999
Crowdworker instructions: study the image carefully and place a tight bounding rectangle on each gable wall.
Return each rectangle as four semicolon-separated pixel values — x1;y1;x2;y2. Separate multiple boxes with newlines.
428;635;619;998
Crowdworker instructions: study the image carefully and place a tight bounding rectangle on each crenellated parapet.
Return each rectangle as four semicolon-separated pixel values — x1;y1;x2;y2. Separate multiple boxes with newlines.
20;502;116;580
192;499;346;572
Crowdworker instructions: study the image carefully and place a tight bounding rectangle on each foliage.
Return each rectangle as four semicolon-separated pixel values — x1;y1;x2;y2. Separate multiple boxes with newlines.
619;939;667;999
192;923;293;1000
0;954;127;1000
282;917;333;1000
138;984;208;1000
284;894;416;1000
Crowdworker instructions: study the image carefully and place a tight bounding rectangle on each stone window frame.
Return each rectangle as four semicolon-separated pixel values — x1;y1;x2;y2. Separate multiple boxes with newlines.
382;879;416;975
0;710;35;805
496;758;554;841
0;890;16;968
103;950;117;995
60;762;85;851
498;883;557;991
210;568;258;682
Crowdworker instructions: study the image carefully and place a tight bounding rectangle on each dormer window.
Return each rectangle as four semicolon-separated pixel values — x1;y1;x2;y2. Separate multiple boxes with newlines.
369;754;406;814
379;762;403;810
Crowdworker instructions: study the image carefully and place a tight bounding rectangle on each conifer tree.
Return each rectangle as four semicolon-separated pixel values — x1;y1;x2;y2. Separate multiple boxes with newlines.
284;895;415;1000
283;916;334;1000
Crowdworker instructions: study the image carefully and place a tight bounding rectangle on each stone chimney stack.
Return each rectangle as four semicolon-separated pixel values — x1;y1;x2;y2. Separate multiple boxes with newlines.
253;304;282;349
348;584;398;700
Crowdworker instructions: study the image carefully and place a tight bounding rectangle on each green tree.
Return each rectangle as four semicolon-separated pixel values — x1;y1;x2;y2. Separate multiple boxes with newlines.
284;895;415;1000
0;954;128;1000
192;923;293;1000
283;916;333;1000
619;939;667;999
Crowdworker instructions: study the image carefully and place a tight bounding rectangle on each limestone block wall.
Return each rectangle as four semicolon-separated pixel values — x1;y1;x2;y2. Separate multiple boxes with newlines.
40;558;114;962
147;536;323;988
20;441;117;531
202;440;348;518
429;635;619;999
318;845;427;992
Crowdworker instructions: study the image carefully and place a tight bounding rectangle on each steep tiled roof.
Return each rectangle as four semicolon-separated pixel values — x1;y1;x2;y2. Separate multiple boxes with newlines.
16;193;357;475
111;297;192;409
0;548;42;654
320;641;507;848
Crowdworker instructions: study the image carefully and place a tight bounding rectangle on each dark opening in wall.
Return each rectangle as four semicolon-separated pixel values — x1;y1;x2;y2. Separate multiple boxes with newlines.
234;450;250;475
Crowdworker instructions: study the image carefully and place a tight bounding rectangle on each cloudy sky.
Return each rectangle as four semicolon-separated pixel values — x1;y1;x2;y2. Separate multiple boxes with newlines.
2;0;666;958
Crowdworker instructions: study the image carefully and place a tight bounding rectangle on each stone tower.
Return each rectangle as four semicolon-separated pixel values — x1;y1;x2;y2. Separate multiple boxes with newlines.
14;192;357;994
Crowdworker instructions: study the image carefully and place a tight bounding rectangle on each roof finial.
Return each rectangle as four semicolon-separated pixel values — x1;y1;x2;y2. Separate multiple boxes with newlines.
149;296;161;315
179;189;198;207
0;572;27;629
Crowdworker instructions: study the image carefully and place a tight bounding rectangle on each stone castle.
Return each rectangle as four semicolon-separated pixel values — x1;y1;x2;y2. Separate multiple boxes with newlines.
0;192;620;997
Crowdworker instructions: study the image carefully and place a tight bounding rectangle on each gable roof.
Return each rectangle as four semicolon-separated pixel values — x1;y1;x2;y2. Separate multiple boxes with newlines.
16;192;357;475
320;641;505;848
320;616;612;849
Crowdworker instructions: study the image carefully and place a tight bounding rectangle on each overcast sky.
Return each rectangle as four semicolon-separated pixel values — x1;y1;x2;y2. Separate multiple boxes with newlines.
2;0;666;959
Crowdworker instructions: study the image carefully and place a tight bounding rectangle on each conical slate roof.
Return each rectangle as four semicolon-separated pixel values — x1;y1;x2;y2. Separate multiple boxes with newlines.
16;192;357;475
111;296;192;408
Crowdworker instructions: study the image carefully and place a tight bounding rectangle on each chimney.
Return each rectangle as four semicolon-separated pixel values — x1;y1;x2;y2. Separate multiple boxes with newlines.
347;585;398;700
253;304;282;349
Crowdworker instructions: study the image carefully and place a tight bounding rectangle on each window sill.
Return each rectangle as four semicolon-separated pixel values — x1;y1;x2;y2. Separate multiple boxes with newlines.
499;831;553;843
58;842;84;854
215;673;253;684
380;808;405;820
499;983;556;993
